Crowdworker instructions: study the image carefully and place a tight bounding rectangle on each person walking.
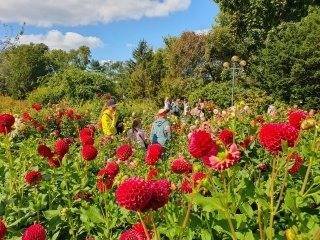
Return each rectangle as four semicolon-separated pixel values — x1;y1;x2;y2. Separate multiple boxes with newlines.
127;118;148;148
101;99;118;137
150;109;171;146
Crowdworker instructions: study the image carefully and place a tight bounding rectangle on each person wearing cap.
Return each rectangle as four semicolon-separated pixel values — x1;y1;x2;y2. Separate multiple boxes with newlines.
101;99;118;136
150;109;171;146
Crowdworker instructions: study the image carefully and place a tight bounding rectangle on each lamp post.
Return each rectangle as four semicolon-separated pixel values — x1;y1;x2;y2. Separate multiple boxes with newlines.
223;56;246;108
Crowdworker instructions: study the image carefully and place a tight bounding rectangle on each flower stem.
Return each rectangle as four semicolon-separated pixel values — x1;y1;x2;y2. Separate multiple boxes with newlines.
138;212;151;240
182;199;192;229
300;127;318;195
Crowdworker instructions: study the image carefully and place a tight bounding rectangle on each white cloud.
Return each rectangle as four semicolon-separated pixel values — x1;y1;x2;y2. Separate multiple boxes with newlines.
125;43;135;48
194;29;210;35
0;0;191;27
17;30;103;51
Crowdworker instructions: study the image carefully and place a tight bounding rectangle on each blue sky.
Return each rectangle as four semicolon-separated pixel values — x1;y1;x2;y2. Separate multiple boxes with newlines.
0;0;219;61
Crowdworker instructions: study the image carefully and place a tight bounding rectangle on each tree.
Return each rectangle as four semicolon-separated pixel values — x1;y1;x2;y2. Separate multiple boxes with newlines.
0;43;49;99
164;32;207;78
213;0;319;55
250;7;320;109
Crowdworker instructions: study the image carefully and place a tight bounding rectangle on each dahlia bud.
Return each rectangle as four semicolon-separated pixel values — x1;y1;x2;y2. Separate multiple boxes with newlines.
60;208;69;219
258;163;268;172
301;118;316;130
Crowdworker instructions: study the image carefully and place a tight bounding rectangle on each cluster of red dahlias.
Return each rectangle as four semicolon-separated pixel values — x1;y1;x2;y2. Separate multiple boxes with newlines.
24;170;42;186
79;127;98;161
22;223;46;240
0;219;7;239
171;156;192;174
145;144;163;165
116;144;133;161
218;129;234;146
38;138;71;168
96;161;119;193
180;171;207;194
119;222;151;240
116;177;171;212
258;123;299;154
0;113;15;134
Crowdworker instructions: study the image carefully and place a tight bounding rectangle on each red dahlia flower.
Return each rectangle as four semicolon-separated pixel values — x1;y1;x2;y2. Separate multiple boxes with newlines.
22;223;46;240
180;180;192;194
37;144;54;159
24;170;42;186
65;108;74;119
147;167;158;180
32;103;42;111
145;144;163;165
259;123;299;154
171;156;192;174
79;127;94;140
54;139;70;157
104;161;119;178
115;177;151;212
82;145;98;161
218;129;234;146
205;143;241;171
0;219;7;239
80;134;94;146
144;179;171;211
288;110;308;129
0;113;15;134
119;222;151;240
188;130;218;159
22;112;32;122
116;144;133;161
96;168;114;193
192;172;206;184
288;153;304;175
47;156;62;168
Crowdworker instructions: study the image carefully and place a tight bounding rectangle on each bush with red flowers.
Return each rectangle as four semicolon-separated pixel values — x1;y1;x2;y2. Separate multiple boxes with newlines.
22;223;46;240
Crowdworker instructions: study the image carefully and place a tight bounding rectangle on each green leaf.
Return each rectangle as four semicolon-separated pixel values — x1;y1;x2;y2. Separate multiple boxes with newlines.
200;229;212;240
81;206;104;224
240;203;254;218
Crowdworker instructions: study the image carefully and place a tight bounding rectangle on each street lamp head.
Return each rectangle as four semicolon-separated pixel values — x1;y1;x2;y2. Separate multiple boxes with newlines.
239;60;247;67
223;62;230;69
231;55;240;62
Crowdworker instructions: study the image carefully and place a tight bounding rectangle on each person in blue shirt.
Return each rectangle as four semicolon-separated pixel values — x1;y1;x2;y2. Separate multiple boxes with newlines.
150;109;171;146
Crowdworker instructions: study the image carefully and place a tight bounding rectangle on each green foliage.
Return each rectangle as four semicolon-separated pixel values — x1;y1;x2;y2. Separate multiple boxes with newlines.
214;0;319;55
250;7;320;109
189;81;272;109
0;43;50;99
27;67;114;104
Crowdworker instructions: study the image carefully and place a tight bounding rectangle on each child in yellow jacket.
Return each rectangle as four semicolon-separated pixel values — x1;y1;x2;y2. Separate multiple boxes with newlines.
101;99;118;136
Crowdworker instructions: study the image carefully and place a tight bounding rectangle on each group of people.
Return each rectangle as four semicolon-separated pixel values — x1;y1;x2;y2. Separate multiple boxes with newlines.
100;98;171;149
